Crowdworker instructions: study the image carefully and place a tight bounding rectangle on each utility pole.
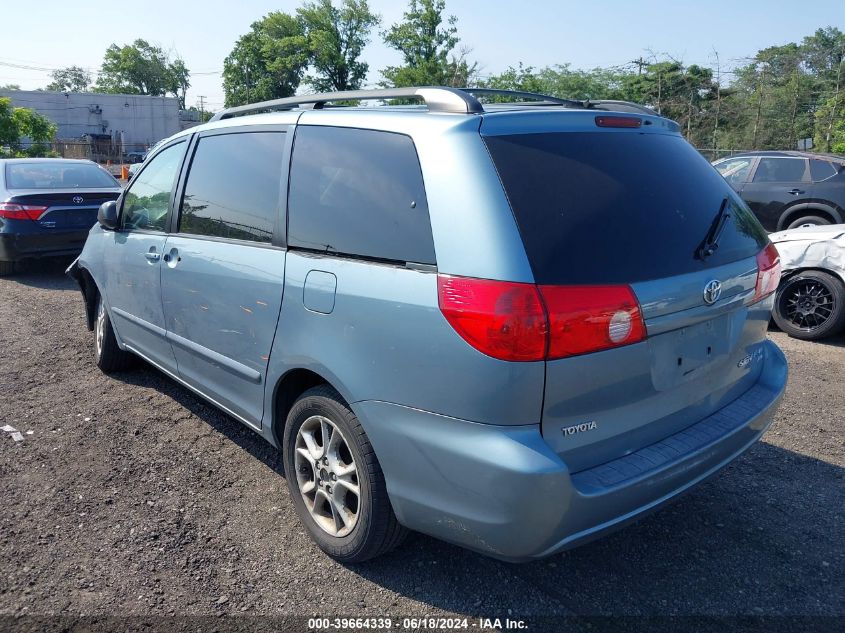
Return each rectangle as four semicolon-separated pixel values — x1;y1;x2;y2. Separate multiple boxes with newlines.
824;50;843;152
752;65;766;149
631;57;647;75
197;95;206;121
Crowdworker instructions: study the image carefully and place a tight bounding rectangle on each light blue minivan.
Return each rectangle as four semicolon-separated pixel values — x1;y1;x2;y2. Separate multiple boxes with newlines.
68;87;787;562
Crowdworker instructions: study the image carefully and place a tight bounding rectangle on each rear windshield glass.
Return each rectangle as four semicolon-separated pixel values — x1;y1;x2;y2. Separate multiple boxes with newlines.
5;162;118;189
484;132;768;284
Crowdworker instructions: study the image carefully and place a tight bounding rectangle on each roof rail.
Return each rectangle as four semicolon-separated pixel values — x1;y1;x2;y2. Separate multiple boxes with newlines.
208;86;660;122
209;86;484;121
461;89;659;117
459;88;585;108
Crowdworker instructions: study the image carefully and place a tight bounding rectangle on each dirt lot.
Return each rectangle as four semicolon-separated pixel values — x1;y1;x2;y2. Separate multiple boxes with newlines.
0;260;843;631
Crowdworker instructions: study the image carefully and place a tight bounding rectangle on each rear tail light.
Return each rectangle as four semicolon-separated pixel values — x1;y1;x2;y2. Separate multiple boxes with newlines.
437;276;547;361
437;275;646;362
0;203;48;221
540;285;646;358
753;242;781;303
595;115;642;128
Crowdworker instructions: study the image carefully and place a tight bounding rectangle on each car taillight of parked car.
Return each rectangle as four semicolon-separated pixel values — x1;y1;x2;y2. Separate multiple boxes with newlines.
753;242;781;303
0;203;48;221
437;275;646;362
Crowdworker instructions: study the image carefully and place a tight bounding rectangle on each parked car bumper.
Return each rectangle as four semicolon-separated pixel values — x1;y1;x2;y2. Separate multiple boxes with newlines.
0;229;90;262
355;339;787;562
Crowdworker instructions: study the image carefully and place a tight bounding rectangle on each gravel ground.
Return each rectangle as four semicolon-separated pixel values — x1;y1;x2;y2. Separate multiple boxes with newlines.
0;260;842;631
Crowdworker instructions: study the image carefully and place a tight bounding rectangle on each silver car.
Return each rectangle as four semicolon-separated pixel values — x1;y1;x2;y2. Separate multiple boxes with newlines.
68;87;788;562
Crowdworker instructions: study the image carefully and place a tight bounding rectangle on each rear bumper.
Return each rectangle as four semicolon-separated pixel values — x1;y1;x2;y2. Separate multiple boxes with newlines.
0;230;90;262
355;339;787;562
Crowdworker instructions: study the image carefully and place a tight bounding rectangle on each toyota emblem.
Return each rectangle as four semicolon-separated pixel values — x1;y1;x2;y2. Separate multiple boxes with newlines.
72;196;84;204
703;280;722;305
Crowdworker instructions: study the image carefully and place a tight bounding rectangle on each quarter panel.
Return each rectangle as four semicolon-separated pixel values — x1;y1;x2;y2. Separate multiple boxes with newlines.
266;251;545;427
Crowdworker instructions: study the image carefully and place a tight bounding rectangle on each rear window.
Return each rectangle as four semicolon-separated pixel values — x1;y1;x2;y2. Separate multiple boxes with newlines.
810;159;838;182
5;162;117;189
288;126;435;265
484;132;768;285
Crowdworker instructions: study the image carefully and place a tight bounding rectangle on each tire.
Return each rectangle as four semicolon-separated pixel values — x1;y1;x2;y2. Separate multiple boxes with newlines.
0;261;17;276
785;215;830;230
282;385;407;562
94;294;134;372
772;270;845;340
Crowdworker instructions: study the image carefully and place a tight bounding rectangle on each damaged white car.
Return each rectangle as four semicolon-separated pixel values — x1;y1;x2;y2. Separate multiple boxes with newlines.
769;224;845;340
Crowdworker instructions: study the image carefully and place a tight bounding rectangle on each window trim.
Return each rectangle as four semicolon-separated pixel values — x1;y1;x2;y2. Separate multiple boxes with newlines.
170;123;292;248
285;124;436;266
118;137;190;234
748;156;810;184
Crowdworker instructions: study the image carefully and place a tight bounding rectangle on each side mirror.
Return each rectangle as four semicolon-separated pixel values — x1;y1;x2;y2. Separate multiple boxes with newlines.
98;200;119;230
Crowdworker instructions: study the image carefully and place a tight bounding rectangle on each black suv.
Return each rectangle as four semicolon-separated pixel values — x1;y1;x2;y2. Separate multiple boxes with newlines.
713;151;845;231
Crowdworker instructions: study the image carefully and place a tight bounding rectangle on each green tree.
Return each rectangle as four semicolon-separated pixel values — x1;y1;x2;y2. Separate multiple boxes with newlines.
381;0;477;87
814;93;845;152
222;12;310;107
481;64;628;101
802;27;845;152
0;84;21;91
298;0;380;92
95;39;190;106
168;59;190;108
0;97;57;157
45;66;92;92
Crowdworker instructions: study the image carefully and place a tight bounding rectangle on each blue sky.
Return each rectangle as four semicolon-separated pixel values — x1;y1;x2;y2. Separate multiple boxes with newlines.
1;0;843;111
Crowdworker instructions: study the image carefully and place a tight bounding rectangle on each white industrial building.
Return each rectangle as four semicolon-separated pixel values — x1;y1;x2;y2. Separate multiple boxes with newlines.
0;89;185;154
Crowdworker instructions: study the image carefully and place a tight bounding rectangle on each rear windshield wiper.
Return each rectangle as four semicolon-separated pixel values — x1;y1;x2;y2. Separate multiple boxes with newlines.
696;196;731;260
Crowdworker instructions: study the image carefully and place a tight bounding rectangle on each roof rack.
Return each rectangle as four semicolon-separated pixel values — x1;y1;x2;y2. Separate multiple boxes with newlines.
208;86;660;121
209;86;484;121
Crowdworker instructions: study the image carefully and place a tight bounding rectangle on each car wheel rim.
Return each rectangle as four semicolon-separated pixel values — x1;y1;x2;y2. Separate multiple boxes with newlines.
781;280;835;331
294;415;360;537
95;300;106;357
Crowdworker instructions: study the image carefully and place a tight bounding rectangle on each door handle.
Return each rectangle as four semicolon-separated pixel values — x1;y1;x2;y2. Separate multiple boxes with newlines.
144;252;160;262
163;248;180;266
788;188;805;195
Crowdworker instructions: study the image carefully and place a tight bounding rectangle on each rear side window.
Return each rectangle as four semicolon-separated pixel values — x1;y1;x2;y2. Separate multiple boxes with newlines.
752;157;807;183
288;126;435;265
484;132;768;285
178;131;285;244
810;159;837;182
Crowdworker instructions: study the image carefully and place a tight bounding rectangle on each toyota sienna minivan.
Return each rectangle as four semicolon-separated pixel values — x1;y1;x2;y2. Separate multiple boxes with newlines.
68;87;788;562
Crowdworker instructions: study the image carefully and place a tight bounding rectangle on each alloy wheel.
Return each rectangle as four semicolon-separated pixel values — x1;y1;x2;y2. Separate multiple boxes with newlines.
95;300;106;358
781;279;835;331
294;415;361;537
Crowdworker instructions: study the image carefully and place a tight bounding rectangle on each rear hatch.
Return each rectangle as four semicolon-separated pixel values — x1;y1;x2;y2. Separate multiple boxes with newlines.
482;112;774;473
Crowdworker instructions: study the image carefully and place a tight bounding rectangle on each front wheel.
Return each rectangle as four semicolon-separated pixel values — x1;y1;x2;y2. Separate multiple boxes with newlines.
94;295;135;372
772;270;845;340
282;385;407;562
